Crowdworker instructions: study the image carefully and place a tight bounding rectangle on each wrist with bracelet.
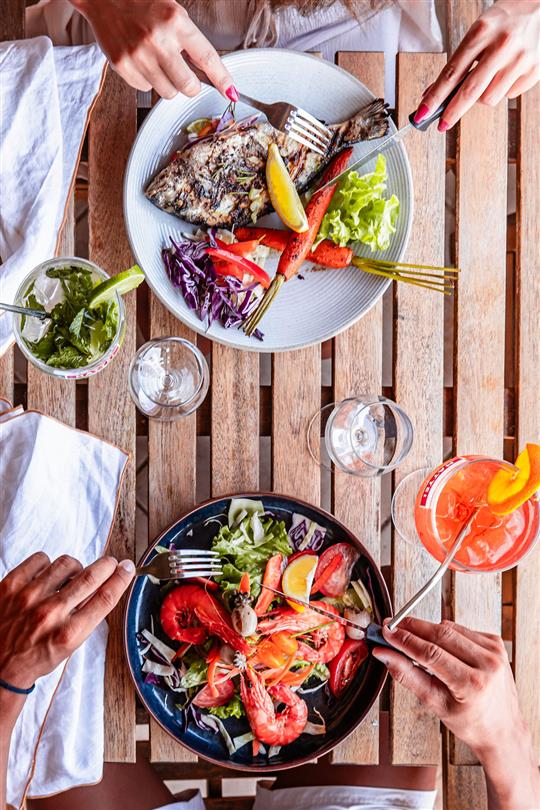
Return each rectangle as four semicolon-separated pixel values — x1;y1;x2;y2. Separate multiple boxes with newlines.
0;677;35;695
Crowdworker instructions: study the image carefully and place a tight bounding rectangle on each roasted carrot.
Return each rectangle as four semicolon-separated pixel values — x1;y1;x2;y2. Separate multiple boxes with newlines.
235;227;353;269
243;148;353;335
278;147;353;281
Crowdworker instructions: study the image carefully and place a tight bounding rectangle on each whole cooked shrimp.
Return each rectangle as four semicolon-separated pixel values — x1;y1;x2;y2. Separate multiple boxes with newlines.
240;668;308;746
160;584;249;654
257;601;345;664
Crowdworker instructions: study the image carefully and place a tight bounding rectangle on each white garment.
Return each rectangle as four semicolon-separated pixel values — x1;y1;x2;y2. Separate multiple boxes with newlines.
0;37;105;356
190;0;443;104
0;407;129;808
153;783;437;810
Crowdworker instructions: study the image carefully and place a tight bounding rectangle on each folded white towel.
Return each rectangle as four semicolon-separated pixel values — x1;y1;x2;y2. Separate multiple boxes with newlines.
0;36;105;355
0;408;128;807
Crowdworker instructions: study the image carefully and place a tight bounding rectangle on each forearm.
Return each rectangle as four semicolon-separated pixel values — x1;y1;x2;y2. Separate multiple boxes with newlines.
475;722;540;810
0;691;26;810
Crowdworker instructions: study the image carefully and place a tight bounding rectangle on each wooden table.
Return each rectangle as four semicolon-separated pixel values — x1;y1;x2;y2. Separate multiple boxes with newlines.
2;2;539;808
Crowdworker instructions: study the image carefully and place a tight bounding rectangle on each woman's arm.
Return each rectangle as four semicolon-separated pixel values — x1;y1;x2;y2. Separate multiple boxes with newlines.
68;0;237;101
0;553;135;809
415;0;540;130
373;617;540;810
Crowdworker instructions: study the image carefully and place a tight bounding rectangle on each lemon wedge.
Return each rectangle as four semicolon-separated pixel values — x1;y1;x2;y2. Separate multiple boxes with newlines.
487;443;540;515
266;143;309;233
282;554;318;612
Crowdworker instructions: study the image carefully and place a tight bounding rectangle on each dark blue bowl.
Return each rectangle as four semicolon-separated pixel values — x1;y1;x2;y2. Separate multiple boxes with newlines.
124;493;391;771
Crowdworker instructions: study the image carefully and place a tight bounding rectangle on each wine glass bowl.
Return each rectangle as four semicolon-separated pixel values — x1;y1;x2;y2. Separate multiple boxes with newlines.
128;337;209;421
308;396;414;477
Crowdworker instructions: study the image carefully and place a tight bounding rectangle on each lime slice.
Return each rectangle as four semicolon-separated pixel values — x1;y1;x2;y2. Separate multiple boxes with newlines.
266;143;309;233
88;265;145;308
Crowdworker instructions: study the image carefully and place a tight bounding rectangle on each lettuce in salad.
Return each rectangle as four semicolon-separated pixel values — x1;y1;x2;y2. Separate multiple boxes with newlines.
212;499;292;599
208;692;245;720
317;154;399;252
180;657;208;689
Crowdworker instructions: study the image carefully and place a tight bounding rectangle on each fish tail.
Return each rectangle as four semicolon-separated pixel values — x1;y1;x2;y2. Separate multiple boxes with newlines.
329;98;390;152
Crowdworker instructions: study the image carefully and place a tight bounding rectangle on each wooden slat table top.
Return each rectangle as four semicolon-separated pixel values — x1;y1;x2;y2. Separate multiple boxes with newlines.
2;1;539;806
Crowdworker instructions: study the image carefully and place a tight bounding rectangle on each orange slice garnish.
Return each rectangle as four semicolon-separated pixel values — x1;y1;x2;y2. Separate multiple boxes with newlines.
487;443;540;515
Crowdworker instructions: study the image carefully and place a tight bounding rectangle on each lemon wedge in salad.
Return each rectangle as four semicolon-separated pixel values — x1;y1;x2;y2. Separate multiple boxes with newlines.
282;554;318;612
487;443;540;516
266;143;309;233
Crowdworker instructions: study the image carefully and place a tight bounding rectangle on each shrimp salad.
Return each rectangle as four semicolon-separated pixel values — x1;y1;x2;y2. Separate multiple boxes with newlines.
136;499;376;761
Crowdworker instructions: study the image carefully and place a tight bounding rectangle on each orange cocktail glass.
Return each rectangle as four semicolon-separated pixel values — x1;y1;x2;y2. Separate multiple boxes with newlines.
414;456;540;573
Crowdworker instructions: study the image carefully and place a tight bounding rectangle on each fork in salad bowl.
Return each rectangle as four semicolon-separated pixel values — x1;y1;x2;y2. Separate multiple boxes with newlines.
136;549;222;581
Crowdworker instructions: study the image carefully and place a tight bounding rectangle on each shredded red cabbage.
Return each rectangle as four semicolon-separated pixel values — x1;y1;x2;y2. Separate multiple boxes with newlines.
288;513;327;551
162;237;264;340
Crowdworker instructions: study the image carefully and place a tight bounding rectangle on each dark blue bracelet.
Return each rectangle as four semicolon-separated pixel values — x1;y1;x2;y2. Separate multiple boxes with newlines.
0;677;35;695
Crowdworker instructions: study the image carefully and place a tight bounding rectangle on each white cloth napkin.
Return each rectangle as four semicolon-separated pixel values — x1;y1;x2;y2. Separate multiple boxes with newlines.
0;407;129;808
0;36;106;356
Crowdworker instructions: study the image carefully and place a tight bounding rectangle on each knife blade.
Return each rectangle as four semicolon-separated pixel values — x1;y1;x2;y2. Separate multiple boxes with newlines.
314;73;471;195
314;122;413;194
261;584;398;651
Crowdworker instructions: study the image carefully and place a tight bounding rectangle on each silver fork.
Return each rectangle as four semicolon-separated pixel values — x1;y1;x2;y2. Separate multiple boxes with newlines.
135;549;222;581
186;61;333;156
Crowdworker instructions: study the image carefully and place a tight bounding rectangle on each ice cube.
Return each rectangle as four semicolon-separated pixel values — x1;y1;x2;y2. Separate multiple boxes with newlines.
33;273;64;312
21;315;51;343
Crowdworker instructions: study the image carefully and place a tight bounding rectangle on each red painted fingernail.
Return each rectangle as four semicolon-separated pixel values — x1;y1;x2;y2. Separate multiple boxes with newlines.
438;119;449;133
225;85;239;102
414;102;429;123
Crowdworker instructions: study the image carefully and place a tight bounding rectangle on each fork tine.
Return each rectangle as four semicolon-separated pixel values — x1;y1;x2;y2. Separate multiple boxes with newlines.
294;107;333;136
169;549;219;557
286;129;326;156
170;562;223;570
286;122;329;152
290;113;332;146
177;570;223;579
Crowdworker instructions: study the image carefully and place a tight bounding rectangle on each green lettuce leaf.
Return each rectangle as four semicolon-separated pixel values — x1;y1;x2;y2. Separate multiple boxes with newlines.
180;658;208;689
317;154;399;252
212;515;292;599
208;692;245;719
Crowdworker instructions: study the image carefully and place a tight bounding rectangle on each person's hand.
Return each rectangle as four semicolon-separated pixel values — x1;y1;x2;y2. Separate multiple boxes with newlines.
373;617;523;754
71;0;237;100
0;552;135;690
415;0;540;131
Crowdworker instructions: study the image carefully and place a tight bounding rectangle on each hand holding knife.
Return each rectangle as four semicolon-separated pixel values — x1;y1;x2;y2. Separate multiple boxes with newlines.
314;74;470;194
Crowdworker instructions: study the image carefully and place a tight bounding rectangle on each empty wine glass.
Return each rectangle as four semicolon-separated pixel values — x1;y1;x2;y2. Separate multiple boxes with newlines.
128;337;209;421
307;396;413;477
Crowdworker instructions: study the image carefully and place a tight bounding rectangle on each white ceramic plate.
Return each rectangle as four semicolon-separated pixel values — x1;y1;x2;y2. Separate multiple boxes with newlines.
124;49;413;352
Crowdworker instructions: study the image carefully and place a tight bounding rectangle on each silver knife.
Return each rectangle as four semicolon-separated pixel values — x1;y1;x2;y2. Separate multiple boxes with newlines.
261;584;397;651
314;74;470;194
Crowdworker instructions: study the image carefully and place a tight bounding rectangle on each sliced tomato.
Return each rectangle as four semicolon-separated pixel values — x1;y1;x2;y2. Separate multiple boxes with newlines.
311;554;341;595
192;676;235;708
328;638;369;697
314;543;360;598
254;553;283;616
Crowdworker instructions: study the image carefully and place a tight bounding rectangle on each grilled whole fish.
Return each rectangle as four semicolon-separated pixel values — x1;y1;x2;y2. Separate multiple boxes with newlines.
145;99;389;230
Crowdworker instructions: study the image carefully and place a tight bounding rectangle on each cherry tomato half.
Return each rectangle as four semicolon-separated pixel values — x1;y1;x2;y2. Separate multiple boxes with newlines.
314;542;359;598
328;638;369;697
192;676;235;708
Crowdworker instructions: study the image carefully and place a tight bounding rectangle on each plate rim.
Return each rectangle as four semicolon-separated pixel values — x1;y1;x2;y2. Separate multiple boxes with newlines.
123;490;392;771
123;48;413;353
